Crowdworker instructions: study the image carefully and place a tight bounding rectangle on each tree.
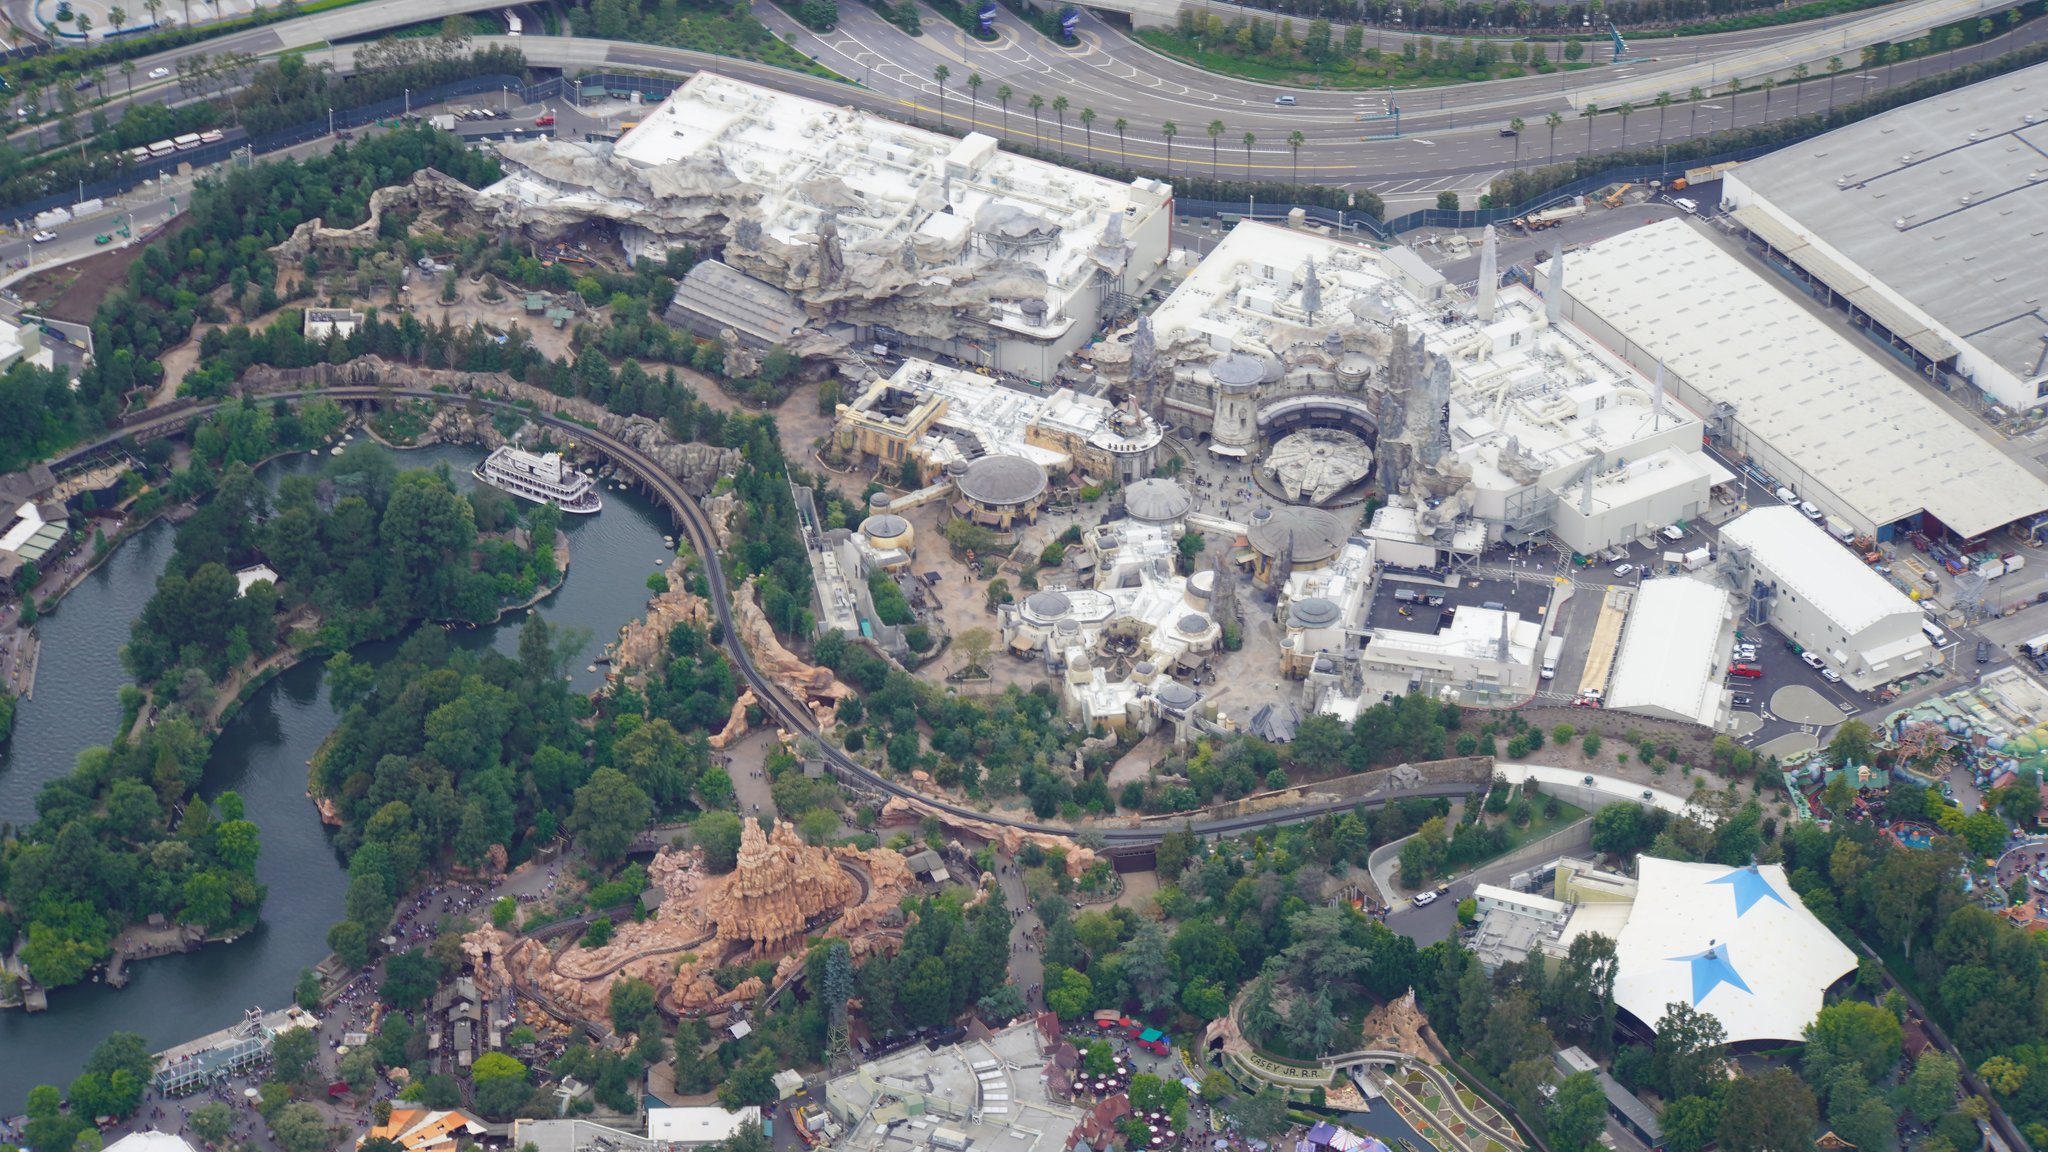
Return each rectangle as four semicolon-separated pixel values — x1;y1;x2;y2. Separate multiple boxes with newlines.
996;83;1013;137
1829;719;1875;766
573;767;652;866
1548;1071;1608;1152
270;1025;319;1085
1122;917;1177;1014
1544;110;1563;162
1241;965;1281;1044
957;627;994;676
1115;117;1130;167
932;64;949;127
1661;1096;1721;1152
979;983;1027;1022
1053;95;1070;154
1652;1002;1727;1100
610;978;660;1036
1803;1000;1902;1089
1906;1051;1961;1122
1029;93;1045;140
1507;117;1525;167
1241;130;1256;174
381;949;441;1007
190;1102;236;1145
1230;1086;1289;1140
966;71;982;122
1286;130;1306;186
1081;106;1097;155
1582;102;1598;150
1045;964;1093;1018
1717;1068;1816;1152
1207;119;1226;177
1162;121;1178;175
1759;77;1778;122
1436;190;1460;212
695;810;744;872
1617;101;1634;145
270;1103;332;1152
719;1052;782;1110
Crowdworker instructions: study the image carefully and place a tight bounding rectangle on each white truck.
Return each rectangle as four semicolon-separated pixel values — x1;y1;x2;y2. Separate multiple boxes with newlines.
1541;635;1563;680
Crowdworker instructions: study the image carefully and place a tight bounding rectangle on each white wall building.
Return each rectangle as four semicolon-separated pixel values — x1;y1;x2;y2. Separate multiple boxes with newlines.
1719;506;1938;691
1605;576;1735;727
1558;219;2048;543
647;1107;763;1148
1719;62;2048;410
483;74;1172;381
1363;605;1541;695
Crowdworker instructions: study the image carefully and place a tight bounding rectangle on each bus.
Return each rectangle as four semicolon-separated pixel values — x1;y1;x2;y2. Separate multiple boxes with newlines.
199;129;224;144
2021;633;2048;659
129;146;153;162
172;133;202;151
147;140;177;157
503;8;522;34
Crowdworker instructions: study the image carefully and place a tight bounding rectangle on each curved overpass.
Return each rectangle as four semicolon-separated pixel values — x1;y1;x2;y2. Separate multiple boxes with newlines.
77;385;1473;843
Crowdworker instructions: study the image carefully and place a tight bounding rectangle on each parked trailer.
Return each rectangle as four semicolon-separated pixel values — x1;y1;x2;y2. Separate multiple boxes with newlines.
1684;161;1740;185
503;8;522;33
2021;632;2048;659
172;133;202;150
1516;202;1586;230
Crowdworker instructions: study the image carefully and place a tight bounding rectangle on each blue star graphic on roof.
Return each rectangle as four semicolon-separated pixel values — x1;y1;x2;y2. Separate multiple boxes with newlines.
1708;864;1788;916
1669;944;1753;1006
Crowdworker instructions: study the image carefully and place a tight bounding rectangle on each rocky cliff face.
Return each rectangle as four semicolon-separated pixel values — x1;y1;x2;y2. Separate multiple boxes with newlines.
708;820;860;953
273;169;483;263
597;414;742;498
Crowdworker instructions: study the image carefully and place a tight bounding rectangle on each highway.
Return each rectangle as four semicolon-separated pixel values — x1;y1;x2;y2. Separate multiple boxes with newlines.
65;384;1477;847
4;0;2040;208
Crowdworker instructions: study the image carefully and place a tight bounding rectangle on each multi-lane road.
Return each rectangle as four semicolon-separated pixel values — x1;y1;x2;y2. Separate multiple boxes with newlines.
4;0;2042;208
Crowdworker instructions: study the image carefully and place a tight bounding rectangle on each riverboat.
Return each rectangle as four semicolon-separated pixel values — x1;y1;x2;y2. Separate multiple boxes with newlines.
473;445;603;513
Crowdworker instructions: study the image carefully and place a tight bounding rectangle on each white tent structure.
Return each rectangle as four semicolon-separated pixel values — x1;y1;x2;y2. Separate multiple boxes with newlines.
1611;858;1856;1044
1604;576;1733;727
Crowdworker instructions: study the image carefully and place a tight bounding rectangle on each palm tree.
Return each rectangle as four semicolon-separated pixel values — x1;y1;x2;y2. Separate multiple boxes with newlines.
1080;107;1096;156
1883;44;1901;86
1581;103;1597;150
996;84;1013;137
1028;94;1044;143
1724;77;1741;125
180;0;190;27
1508;116;1524;167
1241;130;1255;175
1286;130;1305;186
1759;77;1776;123
1978;17;1995;64
1687;85;1704;136
967;71;982;126
1827;57;1843;113
120;58;134;94
1945;27;1963;68
933;64;949;128
1617;101;1633;145
1052;95;1069;155
1207;119;1225;178
1544;111;1562;162
1653;91;1671;143
1114;117;1129;168
1792;63;1808;117
1162;120;1178;176
142;0;161;26
108;4;127;33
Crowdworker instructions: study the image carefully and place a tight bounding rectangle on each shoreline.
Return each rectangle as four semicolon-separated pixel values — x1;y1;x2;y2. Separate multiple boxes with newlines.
4;435;575;1011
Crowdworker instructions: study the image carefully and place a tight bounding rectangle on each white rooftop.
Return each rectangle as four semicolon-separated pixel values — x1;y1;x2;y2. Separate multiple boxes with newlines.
1720;505;1920;636
609;74;1167;331
1610;858;1857;1044
874;358;1160;474
1605;576;1734;727
1370;606;1540;666
647;1106;762;1145
106;1134;199;1152
1154;221;1711;495
1566;219;2048;538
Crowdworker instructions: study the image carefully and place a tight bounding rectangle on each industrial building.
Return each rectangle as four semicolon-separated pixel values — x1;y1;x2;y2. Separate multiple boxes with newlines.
481;74;1172;380
1720;62;2048;410
647;1106;763;1147
1719;506;1939;691
1603;576;1736;727
1362;605;1543;697
1117;221;1727;559
1470;884;1570;973
821;1017;1090;1152
1558;219;2048;544
834;358;1163;504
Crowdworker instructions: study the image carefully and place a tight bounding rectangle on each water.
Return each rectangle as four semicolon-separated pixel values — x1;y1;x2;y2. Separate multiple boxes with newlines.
0;442;672;1112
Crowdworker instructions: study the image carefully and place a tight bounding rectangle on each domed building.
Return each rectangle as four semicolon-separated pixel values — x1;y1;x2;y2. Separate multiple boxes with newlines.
1122;478;1194;527
952;454;1049;535
1245;505;1349;581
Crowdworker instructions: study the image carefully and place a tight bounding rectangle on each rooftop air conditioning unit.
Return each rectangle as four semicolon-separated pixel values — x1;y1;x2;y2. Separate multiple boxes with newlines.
1895;218;1910;230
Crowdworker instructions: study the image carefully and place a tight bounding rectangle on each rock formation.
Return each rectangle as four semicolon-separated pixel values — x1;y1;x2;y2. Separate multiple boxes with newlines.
876;794;1100;878
734;577;855;727
472;822;919;1022
597;414;745;498
609;586;715;684
273;169;481;263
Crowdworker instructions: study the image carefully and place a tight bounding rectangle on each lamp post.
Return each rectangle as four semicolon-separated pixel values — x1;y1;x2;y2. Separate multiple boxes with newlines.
404;88;410;116
327;106;333;134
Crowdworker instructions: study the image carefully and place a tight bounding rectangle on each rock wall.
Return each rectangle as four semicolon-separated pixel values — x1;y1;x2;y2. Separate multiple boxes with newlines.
273;169;483;263
609;586;715;683
734;577;855;727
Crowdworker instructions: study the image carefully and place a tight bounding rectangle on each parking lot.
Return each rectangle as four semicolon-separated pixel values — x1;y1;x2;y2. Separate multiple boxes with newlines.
1371;569;1555;636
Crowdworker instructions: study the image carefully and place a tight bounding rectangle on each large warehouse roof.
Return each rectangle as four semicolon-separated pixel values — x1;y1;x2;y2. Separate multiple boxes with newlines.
1611;858;1856;1044
1565;221;2048;538
1722;62;2048;394
1605;577;1733;726
1721;506;1919;635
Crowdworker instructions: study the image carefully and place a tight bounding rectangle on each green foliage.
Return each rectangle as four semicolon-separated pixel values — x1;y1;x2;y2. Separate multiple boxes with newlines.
867;568;915;626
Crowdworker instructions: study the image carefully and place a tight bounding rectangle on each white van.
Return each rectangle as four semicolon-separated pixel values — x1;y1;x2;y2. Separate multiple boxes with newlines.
1775;486;1798;505
1799;501;1824;521
1922;619;1947;646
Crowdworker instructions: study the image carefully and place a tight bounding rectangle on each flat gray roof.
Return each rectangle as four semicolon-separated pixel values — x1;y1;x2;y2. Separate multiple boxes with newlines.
1724;62;2048;394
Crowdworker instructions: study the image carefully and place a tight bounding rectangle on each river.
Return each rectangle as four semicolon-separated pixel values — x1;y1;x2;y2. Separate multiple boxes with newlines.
0;441;673;1113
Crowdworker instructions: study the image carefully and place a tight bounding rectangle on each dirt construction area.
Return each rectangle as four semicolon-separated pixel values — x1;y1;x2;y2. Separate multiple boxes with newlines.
17;215;193;324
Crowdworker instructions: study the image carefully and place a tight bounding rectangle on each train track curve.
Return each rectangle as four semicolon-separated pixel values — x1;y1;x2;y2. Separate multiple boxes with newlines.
80;386;1474;845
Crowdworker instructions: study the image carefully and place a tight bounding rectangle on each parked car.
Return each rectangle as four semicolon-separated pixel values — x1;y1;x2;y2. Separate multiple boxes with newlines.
1800;650;1826;670
1613;563;1635;578
1977;640;1995;663
1820;667;1842;683
1728;663;1764;678
1661;525;1685;541
30;230;56;243
147;66;170;79
1731;694;1754;707
1674;197;1699;214
1412;891;1438;907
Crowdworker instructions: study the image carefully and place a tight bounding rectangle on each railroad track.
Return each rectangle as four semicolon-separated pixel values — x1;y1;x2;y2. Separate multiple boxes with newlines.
77;386;1472;845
